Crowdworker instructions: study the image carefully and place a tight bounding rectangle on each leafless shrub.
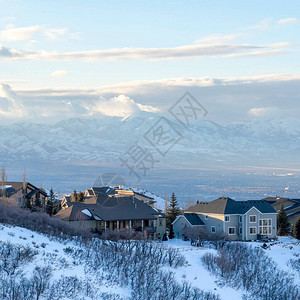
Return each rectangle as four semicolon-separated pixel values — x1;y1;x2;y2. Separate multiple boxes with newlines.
183;226;225;248
0;202;92;241
100;228;146;241
202;242;300;300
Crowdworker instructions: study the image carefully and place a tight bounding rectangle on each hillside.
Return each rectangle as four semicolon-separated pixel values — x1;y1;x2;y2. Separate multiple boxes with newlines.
1;221;299;299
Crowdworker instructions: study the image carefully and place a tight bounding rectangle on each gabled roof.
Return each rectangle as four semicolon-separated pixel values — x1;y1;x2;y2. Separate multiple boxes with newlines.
55;203;94;221
89;197;159;221
56;196;165;222
187;197;235;214
184;213;205;225
0;181;47;198
186;197;276;215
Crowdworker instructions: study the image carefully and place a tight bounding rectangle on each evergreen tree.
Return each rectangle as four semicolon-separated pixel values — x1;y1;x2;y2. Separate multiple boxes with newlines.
46;188;55;216
277;202;290;236
25;198;32;210
169;225;175;239
34;194;42;208
166;192;181;224
77;191;84;202
293;217;300;240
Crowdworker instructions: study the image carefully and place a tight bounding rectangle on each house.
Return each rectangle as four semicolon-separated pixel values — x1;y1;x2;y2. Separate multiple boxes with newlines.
263;196;300;228
56;186;167;239
183;197;277;241
84;187;156;207
0;181;48;208
172;213;205;239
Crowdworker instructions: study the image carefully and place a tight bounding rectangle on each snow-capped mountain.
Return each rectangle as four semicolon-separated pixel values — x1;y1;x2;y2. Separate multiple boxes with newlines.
0;114;299;168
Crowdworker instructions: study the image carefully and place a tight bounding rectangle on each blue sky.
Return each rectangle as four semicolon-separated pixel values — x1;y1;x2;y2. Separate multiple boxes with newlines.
0;0;299;124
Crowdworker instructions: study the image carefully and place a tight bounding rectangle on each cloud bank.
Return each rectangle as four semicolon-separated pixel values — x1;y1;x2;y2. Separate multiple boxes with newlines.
0;84;26;119
0;41;290;62
85;95;160;117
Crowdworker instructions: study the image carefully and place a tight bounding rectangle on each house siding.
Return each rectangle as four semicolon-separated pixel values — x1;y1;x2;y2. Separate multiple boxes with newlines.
244;208;277;240
197;213;224;235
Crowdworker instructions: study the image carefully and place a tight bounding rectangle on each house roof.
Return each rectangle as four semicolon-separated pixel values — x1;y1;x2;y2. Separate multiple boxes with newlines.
55;203;94;221
184;213;205;225
56;196;164;222
186;197;276;215
92;187;117;196
133;191;154;200
287;211;300;218
285;202;300;211
0;181;47;198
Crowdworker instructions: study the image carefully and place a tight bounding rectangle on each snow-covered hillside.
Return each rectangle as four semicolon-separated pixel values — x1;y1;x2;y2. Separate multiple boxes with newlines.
0;223;130;299
1;222;299;300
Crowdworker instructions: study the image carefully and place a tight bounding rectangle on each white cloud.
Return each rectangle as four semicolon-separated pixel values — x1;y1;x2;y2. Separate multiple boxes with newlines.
0;84;26;118
0;24;79;42
0;41;288;62
85;95;160;117
0;25;41;41
50;70;68;77
248;19;272;31
277;18;298;25
195;33;242;44
222;49;285;58
248;107;281;118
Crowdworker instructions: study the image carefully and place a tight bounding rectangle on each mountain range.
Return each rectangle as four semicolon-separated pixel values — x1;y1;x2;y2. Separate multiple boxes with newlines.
0;114;299;169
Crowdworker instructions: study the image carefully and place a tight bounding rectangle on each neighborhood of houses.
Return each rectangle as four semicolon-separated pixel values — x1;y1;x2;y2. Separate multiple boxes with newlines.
1;177;300;241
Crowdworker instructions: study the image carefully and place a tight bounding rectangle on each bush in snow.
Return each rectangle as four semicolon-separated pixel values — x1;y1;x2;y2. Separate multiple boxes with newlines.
0;202;91;240
202;242;300;300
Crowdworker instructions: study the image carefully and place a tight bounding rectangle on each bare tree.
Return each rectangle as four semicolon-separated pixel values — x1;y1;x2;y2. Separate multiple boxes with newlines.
1;167;7;198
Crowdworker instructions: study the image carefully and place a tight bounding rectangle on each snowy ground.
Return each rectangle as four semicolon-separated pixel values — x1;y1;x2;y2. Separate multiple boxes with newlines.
248;236;300;285
1;223;299;300
0;223;131;299
165;239;244;300
165;237;300;300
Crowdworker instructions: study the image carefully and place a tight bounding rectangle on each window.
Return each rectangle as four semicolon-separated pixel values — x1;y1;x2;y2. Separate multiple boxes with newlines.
225;216;230;222
239;215;242;223
228;227;235;235
211;226;216;233
205;215;208;220
259;219;272;235
249;215;256;223
239;227;242;235
249;227;257;235
159;219;162;226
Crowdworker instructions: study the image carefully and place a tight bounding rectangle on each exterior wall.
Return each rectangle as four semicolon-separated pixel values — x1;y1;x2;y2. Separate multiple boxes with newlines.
173;216;190;239
197;213;224;236
69;220;98;230
172;216;204;239
224;214;240;241
156;217;166;239
244;208;277;240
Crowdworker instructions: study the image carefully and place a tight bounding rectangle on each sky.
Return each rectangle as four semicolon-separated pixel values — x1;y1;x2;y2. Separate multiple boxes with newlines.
0;0;300;124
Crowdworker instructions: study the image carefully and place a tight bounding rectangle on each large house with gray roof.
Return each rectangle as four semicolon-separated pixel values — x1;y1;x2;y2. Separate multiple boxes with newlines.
174;197;277;241
56;186;166;239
